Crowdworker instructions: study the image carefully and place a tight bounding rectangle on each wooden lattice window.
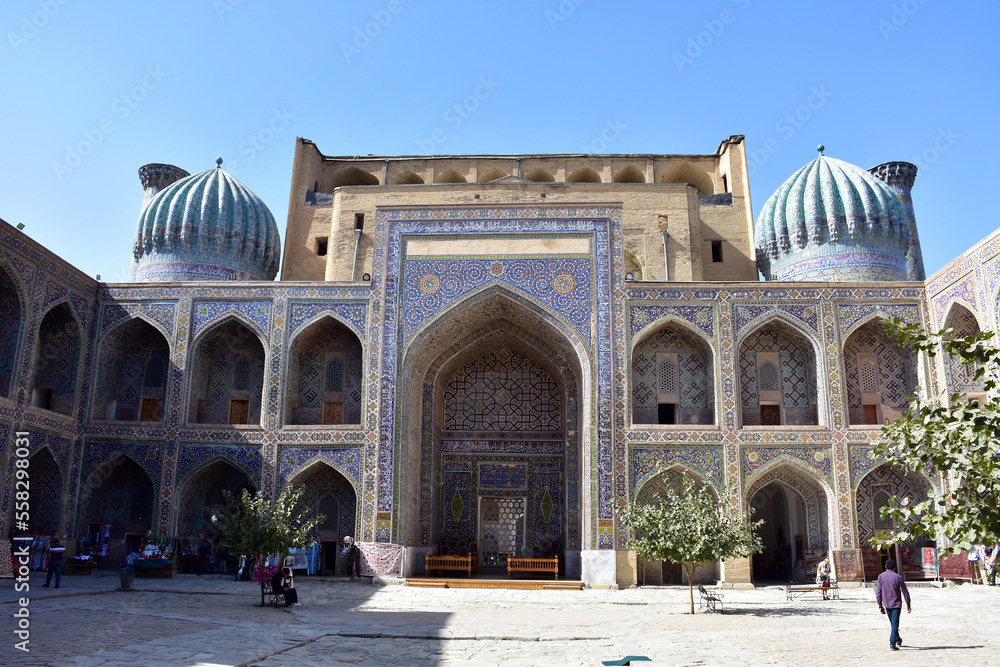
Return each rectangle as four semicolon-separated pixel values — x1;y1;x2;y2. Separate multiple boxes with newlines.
657;358;678;394
860;362;878;393
233;356;251;391
758;361;779;392
325;358;344;392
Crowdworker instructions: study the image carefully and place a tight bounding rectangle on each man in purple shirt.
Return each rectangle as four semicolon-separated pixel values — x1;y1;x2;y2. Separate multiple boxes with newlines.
875;559;911;650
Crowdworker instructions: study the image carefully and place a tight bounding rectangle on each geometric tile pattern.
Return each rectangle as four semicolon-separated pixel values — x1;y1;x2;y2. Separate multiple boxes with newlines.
286;318;363;425
842;321;917;425
629;445;724;496
738;324;817;426
0;268;22;397
943;304;985;394
628;303;714;338
631;326;711;426
443;349;561;433
32;303;82;416
854;463;930;548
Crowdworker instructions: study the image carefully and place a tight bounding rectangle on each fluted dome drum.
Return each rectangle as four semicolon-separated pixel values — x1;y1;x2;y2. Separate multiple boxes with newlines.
131;160;281;282
755;152;911;282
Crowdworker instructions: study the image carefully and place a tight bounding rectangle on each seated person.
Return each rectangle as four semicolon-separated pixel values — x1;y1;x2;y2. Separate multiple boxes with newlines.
270;567;299;607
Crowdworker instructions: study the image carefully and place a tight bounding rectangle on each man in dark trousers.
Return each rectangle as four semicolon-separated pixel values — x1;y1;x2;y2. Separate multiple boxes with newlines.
875;559;911;650
42;538;65;589
196;534;211;576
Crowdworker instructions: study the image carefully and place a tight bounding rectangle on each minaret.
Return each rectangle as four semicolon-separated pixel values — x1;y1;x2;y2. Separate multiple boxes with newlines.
869;161;924;281
138;163;190;214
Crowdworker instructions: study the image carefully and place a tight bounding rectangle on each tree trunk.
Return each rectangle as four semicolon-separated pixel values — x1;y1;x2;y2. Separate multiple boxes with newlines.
684;562;696;615
257;553;265;606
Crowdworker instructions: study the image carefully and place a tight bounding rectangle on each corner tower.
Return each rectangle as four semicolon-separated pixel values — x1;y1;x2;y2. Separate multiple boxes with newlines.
869;161;924;281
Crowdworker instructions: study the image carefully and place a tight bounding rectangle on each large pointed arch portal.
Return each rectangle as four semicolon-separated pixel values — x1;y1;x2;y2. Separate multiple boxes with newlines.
371;205;620;580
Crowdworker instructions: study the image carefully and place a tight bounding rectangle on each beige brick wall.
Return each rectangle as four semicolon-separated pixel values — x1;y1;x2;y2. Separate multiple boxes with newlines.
281;137;758;283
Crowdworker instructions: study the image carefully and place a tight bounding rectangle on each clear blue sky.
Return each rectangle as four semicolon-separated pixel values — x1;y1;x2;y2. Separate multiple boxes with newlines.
2;0;997;282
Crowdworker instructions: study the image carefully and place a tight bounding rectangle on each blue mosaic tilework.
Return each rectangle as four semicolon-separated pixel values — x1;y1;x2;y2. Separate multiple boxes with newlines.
631;327;712;426
177;444;262;484
855;463;931;547
738;325;817;426
742;446;832;483
288;301;368;340
838;303;921;338
278;447;363;489
478;463;527;489
79;440;164;501
629;304;714;337
932;276;978;324
733;302;819;338
402;257;592;346
99;301;177;339
843;321;917;425
43;280;91;328
376;206;616;549
629;446;724;496
191;301;271;338
943;306;985;393
440;440;564;455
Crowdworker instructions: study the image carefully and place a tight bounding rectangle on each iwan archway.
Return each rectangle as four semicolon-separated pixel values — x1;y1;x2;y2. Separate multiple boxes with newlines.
399;286;589;578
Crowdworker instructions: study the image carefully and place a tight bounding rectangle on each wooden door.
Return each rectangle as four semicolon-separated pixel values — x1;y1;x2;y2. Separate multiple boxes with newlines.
862;404;879;425
323;402;344;425
140;398;161;421
229;399;250;424
760;404;781;425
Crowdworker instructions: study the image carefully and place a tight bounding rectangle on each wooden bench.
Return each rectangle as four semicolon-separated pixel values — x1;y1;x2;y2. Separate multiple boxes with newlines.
425;554;474;577
785;584;839;601
507;555;558;579
698;584;724;613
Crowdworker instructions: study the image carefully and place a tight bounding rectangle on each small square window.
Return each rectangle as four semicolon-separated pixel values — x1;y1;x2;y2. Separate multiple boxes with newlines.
711;241;723;263
316;237;328;256
355;213;365;230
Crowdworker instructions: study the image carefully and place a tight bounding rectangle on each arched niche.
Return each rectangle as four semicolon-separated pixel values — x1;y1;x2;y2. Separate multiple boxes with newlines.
28;448;62;533
400;286;588;558
187;318;266;425
855;463;933;578
657;161;715;196
478;168;508;182
523;168;555;183
631;321;714;426
942;303;984;397
330;167;379;188
738;319;819;427
746;462;832;583
288;462;357;575
177;459;256;539
613;165;645;184
434;169;467;184
81;456;156;562
391;170;425;185
632;466;719;584
92;318;170;422
29;303;81;415
843;319;917;426
0;265;23;398
623;249;644;281
566;167;601;183
285;316;363;426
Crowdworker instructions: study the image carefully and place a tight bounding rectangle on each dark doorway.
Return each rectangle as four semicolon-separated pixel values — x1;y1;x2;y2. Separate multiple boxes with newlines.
658;403;677;425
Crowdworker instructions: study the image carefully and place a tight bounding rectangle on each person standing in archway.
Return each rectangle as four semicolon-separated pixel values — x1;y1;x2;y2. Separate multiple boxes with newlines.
876;559;911;650
341;536;360;578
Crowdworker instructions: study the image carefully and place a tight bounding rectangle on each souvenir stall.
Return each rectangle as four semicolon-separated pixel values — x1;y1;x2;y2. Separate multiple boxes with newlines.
14;533;54;571
127;535;176;577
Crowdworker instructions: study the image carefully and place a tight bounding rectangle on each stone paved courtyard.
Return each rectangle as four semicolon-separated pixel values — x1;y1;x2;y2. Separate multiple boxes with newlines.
1;573;997;666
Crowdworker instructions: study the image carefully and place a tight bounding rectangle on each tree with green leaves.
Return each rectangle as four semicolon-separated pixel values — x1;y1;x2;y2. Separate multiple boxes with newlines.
872;317;1000;554
210;484;324;605
616;472;763;614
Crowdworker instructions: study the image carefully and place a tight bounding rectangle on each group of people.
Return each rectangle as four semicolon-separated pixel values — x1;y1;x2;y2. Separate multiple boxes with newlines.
266;536;362;607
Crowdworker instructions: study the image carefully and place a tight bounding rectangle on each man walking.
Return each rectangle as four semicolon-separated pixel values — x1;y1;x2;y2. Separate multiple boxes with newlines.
875;559;911;650
42;538;65;589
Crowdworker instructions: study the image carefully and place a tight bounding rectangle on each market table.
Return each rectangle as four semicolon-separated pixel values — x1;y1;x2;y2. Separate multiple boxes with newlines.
133;558;173;578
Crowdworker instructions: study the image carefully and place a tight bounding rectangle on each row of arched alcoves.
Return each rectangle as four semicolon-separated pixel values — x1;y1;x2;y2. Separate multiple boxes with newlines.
632;459;934;584
631;302;986;429
28;446;358;571
0;263;987;431
315;161;718;195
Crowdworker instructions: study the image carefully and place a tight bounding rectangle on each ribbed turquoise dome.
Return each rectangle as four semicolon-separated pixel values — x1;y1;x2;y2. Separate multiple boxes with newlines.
755;154;911;282
132;162;281;281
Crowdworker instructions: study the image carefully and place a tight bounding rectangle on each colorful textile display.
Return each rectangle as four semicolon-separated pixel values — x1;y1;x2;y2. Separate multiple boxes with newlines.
357;542;402;577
